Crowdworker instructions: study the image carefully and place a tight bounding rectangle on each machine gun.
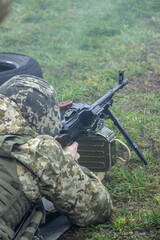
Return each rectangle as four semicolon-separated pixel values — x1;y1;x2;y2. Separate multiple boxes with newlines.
55;71;148;168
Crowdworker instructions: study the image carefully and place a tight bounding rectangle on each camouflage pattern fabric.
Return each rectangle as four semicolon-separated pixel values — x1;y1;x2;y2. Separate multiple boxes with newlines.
0;76;113;227
0;75;62;137
0;0;11;22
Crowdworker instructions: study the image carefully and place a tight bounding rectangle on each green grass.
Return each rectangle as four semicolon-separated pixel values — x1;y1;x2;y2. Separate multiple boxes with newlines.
0;0;160;239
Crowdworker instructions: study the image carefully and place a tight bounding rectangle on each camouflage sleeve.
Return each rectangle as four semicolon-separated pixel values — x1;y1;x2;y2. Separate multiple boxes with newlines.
12;135;113;227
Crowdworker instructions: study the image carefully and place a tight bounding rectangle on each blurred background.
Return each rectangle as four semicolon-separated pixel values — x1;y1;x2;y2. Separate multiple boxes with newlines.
0;1;159;239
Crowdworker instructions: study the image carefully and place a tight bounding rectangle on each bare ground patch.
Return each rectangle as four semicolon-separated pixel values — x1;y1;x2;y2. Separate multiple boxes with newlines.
126;72;160;95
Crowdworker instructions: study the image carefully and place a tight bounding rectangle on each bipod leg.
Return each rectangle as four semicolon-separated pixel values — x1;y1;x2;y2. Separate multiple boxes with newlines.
106;108;148;165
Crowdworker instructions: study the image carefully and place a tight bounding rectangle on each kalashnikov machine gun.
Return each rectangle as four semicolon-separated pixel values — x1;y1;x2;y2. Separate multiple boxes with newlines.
56;71;148;171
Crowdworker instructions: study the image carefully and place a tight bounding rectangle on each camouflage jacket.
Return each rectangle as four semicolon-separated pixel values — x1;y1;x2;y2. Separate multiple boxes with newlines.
0;95;113;227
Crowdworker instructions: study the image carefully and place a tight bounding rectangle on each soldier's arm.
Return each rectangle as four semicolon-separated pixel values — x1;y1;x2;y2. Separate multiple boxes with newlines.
12;135;113;227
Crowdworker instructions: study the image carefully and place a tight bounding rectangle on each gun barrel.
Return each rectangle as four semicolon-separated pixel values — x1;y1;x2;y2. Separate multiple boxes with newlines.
91;78;128;109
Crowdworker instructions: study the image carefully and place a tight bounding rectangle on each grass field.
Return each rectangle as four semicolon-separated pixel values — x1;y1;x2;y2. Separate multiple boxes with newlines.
0;0;160;239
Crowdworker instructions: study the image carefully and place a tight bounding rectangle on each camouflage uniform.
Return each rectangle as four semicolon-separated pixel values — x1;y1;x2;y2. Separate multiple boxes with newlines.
0;75;113;229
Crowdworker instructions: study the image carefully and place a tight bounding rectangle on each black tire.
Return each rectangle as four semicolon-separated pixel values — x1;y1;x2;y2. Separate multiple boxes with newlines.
0;52;43;86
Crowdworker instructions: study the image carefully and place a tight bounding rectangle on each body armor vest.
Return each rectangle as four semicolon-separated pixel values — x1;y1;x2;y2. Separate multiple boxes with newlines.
0;135;44;240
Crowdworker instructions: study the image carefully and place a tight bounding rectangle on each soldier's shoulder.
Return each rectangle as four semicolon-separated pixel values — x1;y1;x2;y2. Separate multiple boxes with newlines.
36;134;62;150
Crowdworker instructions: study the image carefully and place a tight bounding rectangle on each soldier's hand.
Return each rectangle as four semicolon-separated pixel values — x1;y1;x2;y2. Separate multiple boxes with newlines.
63;142;80;162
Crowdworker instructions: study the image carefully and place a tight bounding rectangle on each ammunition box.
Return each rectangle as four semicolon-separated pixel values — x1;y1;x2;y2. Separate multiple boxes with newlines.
77;127;116;172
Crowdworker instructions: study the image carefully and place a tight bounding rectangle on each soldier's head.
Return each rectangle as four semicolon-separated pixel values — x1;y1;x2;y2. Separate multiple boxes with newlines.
0;0;11;23
0;75;62;136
